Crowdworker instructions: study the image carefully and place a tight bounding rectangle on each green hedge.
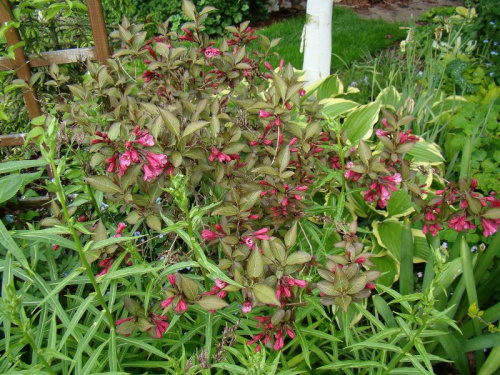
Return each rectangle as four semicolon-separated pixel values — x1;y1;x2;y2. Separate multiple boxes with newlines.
101;0;270;35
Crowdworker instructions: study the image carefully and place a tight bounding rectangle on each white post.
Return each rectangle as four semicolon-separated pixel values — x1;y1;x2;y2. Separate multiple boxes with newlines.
302;0;334;84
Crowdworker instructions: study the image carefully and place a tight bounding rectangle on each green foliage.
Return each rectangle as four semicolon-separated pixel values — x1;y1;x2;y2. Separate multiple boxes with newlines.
0;2;499;374
101;0;270;35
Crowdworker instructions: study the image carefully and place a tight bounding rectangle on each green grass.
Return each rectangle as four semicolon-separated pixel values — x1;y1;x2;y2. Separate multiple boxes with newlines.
258;6;407;72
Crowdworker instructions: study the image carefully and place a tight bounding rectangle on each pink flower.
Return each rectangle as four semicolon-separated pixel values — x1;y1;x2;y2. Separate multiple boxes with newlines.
202;230;223;241
285;326;295;339
376;129;387;137
143;152;168;181
106;155;117;173
242;236;255;249
481;218;499;237
136;134;155;147
242;300;253;313
96;258;114;277
215;278;227;289
293;279;308;288
366;282;376;290
118;151;133;176
449;214;476;232
299;89;306;97
145;151;168;169
167;274;176;286
264;61;273;70
355;257;366;264
273;331;284;350
209;148;232;163
381;118;389;128
279;59;284;69
150;313;169;338
116;222;127;235
115;317;133;326
259;110;272;118
175;298;188;313
217;290;227;298
204;47;221;59
161;296;175;308
253;228;270;240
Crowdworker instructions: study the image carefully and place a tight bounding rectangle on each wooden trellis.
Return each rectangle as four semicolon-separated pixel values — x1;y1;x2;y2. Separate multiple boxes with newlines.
0;0;110;147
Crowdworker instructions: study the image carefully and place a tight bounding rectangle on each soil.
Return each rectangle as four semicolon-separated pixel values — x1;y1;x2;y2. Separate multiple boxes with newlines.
256;0;463;27
340;0;463;23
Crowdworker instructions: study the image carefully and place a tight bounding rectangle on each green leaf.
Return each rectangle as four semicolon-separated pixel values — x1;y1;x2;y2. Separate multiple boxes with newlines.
478;346;500;375
146;215;162;231
286;250;311;265
317;74;344;100
372;219;430;262
180;274;199;300
387;190;415;218
483;208;500;220
182;121;208;138
87;176;121;194
197;295;229;310
159;108;180;139
272;72;287;100
320;98;359;118
181;0;196;21
284;222;298;249
407;139;445;164
400;218;414;295
252;283;280;306
247;248;264;278
13;229;77;251
343;101;381;144
376;85;401;108
0;159;47;174
0;174;24;204
0;221;30;269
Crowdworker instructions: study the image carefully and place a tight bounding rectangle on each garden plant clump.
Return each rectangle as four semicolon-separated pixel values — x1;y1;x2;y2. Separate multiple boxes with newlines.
1;1;500;374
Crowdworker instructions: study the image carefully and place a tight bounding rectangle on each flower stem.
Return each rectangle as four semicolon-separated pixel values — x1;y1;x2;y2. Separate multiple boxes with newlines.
49;160;117;346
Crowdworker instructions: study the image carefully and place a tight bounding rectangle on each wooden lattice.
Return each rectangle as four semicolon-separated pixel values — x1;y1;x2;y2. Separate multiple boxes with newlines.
0;0;111;147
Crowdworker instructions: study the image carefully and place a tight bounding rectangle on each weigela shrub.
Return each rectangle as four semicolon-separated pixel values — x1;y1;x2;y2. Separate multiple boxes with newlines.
52;0;499;352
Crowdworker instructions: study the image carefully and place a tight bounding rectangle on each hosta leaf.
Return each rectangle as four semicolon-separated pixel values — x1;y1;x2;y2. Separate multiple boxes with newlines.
343;101;381;144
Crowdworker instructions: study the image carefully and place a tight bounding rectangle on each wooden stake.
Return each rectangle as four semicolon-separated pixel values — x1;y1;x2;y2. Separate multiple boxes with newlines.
0;0;42;119
87;0;111;65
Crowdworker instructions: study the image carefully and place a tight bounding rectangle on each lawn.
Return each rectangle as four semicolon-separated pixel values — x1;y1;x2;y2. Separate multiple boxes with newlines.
258;6;407;72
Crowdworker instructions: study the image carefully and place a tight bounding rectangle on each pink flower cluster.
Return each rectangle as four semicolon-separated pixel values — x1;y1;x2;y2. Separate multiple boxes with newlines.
202;224;226;241
242;228;270;250
160;274;188;314
423;179;500;237
246;316;296;352
102;126;171;182
226;26;258;46
202;278;228;299
361;173;402;209
204;47;221;59
276;276;307;302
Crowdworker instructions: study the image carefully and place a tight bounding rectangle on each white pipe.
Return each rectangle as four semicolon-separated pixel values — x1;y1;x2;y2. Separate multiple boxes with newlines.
302;0;334;84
